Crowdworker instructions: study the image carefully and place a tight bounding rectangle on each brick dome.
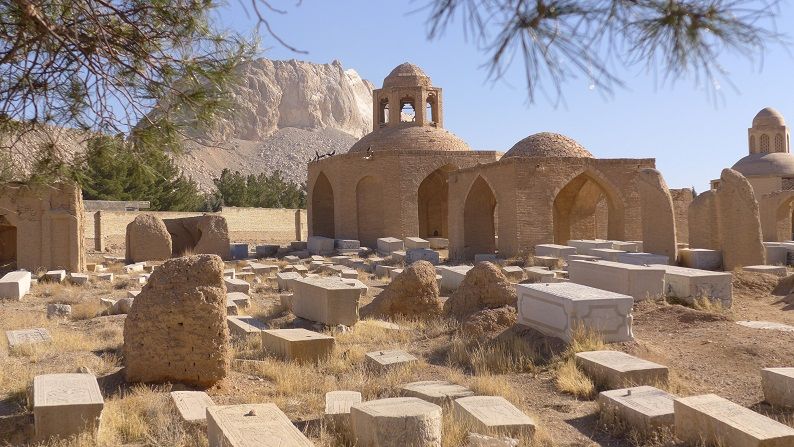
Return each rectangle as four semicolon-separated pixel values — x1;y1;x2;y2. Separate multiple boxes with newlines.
753;107;786;127
348;125;472;153
383;63;432;88
503;132;593;158
732;152;794;177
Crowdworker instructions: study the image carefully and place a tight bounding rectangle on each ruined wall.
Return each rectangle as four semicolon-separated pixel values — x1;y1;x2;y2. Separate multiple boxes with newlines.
87;207;307;251
638;169;677;261
669;188;694;244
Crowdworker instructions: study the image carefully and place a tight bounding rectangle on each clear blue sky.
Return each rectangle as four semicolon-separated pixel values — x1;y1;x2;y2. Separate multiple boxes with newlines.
215;1;794;191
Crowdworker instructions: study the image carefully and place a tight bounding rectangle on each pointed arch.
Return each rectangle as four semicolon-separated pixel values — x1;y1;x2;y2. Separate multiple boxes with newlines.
418;164;457;238
553;170;625;243
463;176;498;259
311;172;335;238
356;176;383;247
0;214;17;268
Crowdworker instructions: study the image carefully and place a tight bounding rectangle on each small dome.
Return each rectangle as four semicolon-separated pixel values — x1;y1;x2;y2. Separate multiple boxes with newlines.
732;152;794;177
503;132;593;158
753;107;786;127
349;125;471;153
383;63;431;88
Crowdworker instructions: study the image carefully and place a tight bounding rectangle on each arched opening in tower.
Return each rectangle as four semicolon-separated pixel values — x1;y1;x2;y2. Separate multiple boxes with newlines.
0;215;17;271
312;172;335;238
418;165;456;238
553;172;623;243
356;176;383;248
463;176;497;259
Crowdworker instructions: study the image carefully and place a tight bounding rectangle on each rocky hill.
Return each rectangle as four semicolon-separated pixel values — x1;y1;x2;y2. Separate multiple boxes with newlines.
175;58;373;189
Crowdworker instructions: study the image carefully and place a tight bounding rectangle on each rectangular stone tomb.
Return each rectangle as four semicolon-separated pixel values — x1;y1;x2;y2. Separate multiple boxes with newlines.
406;248;440;265
291;276;360;326
590;249;627;262
227;316;268;338
533;256;561;268
277;272;302;291
535;244;576;259
325;390;362;424
123;263;145;273
651;264;732;307
340;269;358;279
568;260;665;301
674;394;794;447
224;278;250;294
6;328;52;350
207;403;313;447
366;349;418;371
34;373;104;440
762;367;794;408
501;266;525;282
223;268;236;279
678;248;722;271
453;396;535;437
97;273;113;282
308;236;335;256
341;278;368;296
428;237;448;249
377;237;404;255
68;273;89;285
226;299;238;316
516;282;633;343
401;380;474;405
42;270;66;283
611;241;640;253
567;254;602;263
283;255;301;264
598;386;675;434
617;252;669;266
228;292;250;308
171;390;215;423
229;243;249;260
249;263;278;276
567;240;613;256
404;237;430;250
389;268;403;280
524;267;555;283
375;265;396;277
437;265;472;291
261;328;334;363
335;239;360;250
743;265;788;277
575;350;668;389
0;271;31;300
763;243;788;266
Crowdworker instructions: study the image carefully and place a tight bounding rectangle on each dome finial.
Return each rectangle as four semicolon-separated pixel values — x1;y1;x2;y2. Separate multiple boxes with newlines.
753;107;786;127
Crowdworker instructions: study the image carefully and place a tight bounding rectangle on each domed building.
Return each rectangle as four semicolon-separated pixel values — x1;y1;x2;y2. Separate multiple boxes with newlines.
306;63;499;247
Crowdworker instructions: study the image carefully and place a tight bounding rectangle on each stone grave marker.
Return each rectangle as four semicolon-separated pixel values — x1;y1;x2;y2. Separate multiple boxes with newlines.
761;367;794;408
33;373;104;440
207;403;313;447
325;390;362;425
261;328;334;363
224;278;250;294
366;349;418;371
6;328;52;350
351;397;442;447
453;396;535;437
401;380;474;405
171;390;215;423
598;386;675;434
227;316;268;338
0;271;31;299
575;351;668;389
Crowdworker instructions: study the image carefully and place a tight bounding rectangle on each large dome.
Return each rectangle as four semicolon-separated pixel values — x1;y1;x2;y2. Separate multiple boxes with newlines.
348;125;471;153
383;63;431;88
732;152;794;177
753;107;786;127
503;132;593;158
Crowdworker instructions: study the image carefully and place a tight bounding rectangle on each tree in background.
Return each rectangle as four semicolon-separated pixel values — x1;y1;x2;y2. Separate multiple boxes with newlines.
73;135;207;211
213;168;306;209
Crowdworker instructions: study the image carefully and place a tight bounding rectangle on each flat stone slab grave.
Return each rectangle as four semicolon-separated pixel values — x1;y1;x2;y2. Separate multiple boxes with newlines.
651;264;733;307
42;270;66;283
207;403;313;447
568;260;665;301
437;265;472;291
401;380;474;405
598;386;675;434
674;394;794;447
34;373;104;440
517;282;634;343
524;267;555;283
6;328;52;350
761;368;794;408
377;237;404;255
171;391;215;423
404;237;430;249
678;248;722;270
249;263;278;276
567;240;613;256
0;270;31;299
590;248;627;262
350;397;442;447
262;328;334;363
227;316;268;338
291;276;360;326
535;244;576;259
227;292;250;308
737;320;794;332
617;252;669;266
276;272;302;291
575;350;668;389
366;349;418;371
224;278;250;294
453;395;535;437
325;390;362;424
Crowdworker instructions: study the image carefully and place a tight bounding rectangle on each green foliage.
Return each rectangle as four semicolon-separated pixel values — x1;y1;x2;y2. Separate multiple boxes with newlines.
72;135;208;211
213;168;306;209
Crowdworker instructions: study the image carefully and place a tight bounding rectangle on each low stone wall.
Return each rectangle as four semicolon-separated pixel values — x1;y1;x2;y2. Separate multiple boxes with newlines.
84;207;307;251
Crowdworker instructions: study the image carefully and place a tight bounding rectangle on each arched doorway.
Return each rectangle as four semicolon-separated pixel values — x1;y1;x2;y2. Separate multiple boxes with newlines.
553;172;623;244
418;165;456;238
356;176;383;247
0;215;17;269
463;176;497;258
311;172;335;238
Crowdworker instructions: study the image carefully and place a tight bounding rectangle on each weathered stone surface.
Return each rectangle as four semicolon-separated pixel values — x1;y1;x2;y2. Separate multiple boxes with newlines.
276;271;302;291
125;214;172;263
535;244;576;259
637;168;678;262
33;373;103;440
171;390;214;423
762;367;794;408
229;243;249;260
405;237;430;249
616;252;669;266
112;297;134;315
262;328;334;363
325;390;362;424
679;248;722;271
611;241;640;252
123;254;229;386
737;320;794;332
406;248;440;265
598;386;675;434
652;264;733;307
46;303;72;319
366;349;418;371
351;397;442;447
371;261;441;318
163;215;231;259
401;380;474;405
224;278;250;294
576;351;668;389
501;266;525;282
227;292;250;308
292;276;360;326
227;316;268;338
743;265;788;277
467;433;519;447
255;244;279;257
308;236;335;256
568;260;665;301
207;403;313;447
453;396;535;437
444;262;516;319
428;238;448;249
567;240;612;256
590;248;626;262
674;394;794;447
67;273;88;285
517;282;633;343
0;270;31;299
6;328;52;350
717;169;766;270
42;270;66;283
377;237;404;255
461;306;517;337
764;243;788;266
523;267;555;283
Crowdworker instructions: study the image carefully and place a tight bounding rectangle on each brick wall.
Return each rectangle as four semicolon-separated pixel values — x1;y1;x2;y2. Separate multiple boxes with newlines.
85;207;307;251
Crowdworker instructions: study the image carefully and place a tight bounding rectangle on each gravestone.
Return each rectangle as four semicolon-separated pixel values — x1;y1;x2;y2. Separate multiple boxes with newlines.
255;244;279;257
227;316;268;338
611;241;640;252
0;271;31;299
325;390;362;425
501;266;525;282
377;237;404;255
401;380;474;405
308;236;335;256
568;260;665;301
575;351;668;389
33;373;104;440
291;276;360;326
598;386;675;434
228;292;250;308
535;244;576;259
428;238;448;249
207;403;313;447
651;264;732;307
678;248;722;270
42;270;66;283
6;328;52;350
590;249;627;262
171;391;215;423
366;349;418;371
406;248;440;265
524;267;554;283
453;396;535;437
351;397;442;447
617;252;669;266
567;240;612;256
744;265;788;277
277;272;302;291
405;237;430;250
97;273;114;282
261;328;334;363
68;273;89;285
761;368;794;408
224;278;250;294
230;244;249;260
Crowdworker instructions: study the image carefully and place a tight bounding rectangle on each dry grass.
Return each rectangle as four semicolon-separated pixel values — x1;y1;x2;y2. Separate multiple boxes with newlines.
70;300;105;320
555;358;595;399
444;334;536;375
692;296;732;317
597;404;677;447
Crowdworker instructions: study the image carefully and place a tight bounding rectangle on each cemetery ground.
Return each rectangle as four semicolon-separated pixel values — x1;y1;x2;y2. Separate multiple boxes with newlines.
1;257;793;446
